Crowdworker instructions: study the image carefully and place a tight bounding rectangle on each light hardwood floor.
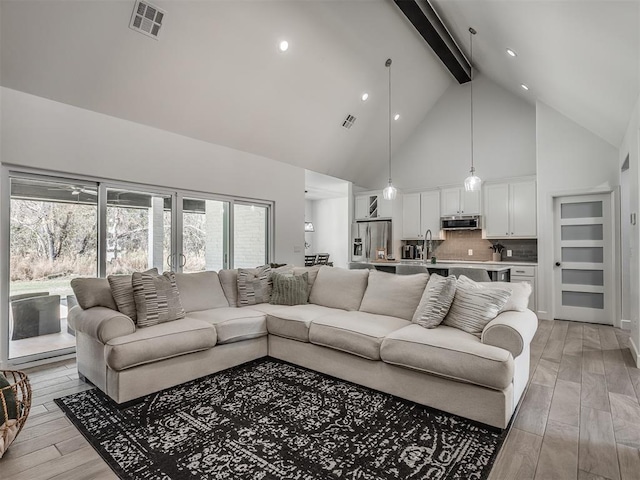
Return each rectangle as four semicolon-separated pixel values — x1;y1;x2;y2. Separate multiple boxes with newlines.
1;319;639;480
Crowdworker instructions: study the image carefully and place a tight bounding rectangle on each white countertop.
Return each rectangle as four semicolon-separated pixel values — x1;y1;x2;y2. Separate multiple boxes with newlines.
351;260;535;271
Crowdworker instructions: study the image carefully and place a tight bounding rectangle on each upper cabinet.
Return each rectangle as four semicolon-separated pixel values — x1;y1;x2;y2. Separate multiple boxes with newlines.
401;190;441;239
354;192;392;220
440;187;481;216
484;180;536;238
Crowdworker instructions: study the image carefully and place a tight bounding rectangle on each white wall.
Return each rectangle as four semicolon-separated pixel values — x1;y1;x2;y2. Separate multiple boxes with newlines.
536;101;620;320
309;197;349;268
378;73;536;191
0;88;306;266
619;94;640;365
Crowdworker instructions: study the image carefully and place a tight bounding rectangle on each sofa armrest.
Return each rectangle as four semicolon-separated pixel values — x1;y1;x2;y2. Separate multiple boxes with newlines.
68;305;136;344
481;309;538;358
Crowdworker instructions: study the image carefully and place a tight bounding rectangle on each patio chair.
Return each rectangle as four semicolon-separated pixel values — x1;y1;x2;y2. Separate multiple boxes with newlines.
305;255;317;267
10;295;61;340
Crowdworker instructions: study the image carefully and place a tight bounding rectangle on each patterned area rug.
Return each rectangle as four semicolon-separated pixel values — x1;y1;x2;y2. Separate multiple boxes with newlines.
55;358;506;480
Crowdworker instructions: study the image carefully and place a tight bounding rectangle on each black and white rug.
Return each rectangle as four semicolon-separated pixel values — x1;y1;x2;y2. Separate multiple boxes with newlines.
55;358;505;480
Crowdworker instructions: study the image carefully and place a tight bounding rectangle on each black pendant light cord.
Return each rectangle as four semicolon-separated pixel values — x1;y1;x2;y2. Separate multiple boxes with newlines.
386;58;392;183
469;28;476;175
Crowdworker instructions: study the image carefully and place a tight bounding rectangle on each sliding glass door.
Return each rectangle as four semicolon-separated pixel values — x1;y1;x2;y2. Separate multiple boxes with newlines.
233;202;269;268
182;197;229;272
8;177;98;360
106;188;173;275
3;170;273;365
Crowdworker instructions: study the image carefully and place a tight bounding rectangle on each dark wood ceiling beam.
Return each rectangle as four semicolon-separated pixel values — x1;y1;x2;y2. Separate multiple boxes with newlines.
393;0;471;84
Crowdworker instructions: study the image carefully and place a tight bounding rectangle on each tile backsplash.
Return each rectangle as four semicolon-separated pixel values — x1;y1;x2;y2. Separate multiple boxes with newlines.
430;230;537;262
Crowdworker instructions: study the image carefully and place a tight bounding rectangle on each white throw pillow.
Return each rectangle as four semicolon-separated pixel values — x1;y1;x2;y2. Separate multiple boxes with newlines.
412;274;457;328
479;281;532;313
442;275;512;337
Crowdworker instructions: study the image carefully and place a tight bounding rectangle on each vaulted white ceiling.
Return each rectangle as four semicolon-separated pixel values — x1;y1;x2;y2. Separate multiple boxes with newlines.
1;1;638;188
432;0;639;147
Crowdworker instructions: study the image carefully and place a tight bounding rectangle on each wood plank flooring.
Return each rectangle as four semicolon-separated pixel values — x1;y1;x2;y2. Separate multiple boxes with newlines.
0;319;637;480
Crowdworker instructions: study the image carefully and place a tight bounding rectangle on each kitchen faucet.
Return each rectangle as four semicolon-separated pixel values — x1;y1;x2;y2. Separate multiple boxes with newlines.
424;229;432;262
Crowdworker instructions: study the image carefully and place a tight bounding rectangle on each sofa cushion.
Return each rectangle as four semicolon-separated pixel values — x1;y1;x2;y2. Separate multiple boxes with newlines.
174;271;229;312
309;311;410;360
186;307;267;344
70;278;117;310
132;271;185;327
412;274;457;329
442;276;512;337
309;267;369;311
237;265;272;306
359;270;429;321
270;272;308;306
108;268;158;321
218;269;237;307
267;304;343;342
105;318;217;371
380;324;514;390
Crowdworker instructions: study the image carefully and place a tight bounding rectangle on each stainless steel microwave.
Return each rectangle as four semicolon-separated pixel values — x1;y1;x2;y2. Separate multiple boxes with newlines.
441;216;481;230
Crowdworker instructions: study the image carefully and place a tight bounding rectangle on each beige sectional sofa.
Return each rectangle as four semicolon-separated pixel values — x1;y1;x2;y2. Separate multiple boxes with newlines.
69;266;538;429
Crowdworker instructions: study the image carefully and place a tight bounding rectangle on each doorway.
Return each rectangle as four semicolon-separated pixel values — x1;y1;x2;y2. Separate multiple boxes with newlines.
553;193;615;324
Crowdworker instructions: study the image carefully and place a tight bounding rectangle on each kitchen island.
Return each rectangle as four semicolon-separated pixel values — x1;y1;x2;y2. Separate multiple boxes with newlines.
348;260;529;282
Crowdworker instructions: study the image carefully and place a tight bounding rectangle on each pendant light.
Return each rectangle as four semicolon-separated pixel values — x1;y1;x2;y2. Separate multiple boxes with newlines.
464;27;482;192
382;58;397;200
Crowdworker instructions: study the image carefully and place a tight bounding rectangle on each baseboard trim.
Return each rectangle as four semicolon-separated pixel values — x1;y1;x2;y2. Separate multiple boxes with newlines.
630;337;640;369
536;310;551;321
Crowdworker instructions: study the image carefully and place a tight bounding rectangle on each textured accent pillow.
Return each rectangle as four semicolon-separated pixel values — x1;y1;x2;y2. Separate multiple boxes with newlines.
70;278;117;310
237;265;273;306
443;275;512;337
412;274;457;328
291;266;321;299
0;373;17;424
479;281;532;313
270;272;309;306
132;271;185;328
108;268;158;321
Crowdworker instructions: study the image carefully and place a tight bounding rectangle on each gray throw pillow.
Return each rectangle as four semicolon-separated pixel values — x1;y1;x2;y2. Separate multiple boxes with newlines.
442;275;512;337
237;265;272;306
412;274;457;328
270;272;309;306
108;268;158;321
132;271;185;327
70;277;117;310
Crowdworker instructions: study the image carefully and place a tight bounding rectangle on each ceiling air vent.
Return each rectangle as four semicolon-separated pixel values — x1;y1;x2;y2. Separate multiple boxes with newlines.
342;114;356;130
129;0;165;40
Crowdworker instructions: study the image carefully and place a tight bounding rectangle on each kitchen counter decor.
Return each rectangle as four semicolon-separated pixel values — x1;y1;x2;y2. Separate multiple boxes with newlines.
489;243;505;262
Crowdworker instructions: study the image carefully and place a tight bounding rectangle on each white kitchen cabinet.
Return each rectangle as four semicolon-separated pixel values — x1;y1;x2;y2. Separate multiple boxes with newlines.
402;193;421;239
401;191;441;239
484;180;536;238
355;195;369;220
355;193;393;220
510;265;537;311
440;187;481;216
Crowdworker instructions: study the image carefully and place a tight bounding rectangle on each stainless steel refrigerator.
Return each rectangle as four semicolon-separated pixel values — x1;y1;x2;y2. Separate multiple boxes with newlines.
352;220;393;261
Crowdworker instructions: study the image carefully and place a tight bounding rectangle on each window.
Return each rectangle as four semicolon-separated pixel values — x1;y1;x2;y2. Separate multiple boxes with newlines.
233;203;269;268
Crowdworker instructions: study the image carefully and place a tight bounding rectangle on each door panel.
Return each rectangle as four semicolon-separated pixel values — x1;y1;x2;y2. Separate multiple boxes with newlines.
553;193;613;324
182;197;229;272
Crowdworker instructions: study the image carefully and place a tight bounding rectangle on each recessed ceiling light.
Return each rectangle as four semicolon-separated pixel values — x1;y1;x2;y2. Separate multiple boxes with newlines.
361;93;369;102
394;114;400;121
506;48;517;57
520;84;529;91
279;40;289;52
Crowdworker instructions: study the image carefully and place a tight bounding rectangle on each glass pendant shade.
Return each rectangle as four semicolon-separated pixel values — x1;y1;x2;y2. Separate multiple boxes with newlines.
383;182;397;200
464;168;482;192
